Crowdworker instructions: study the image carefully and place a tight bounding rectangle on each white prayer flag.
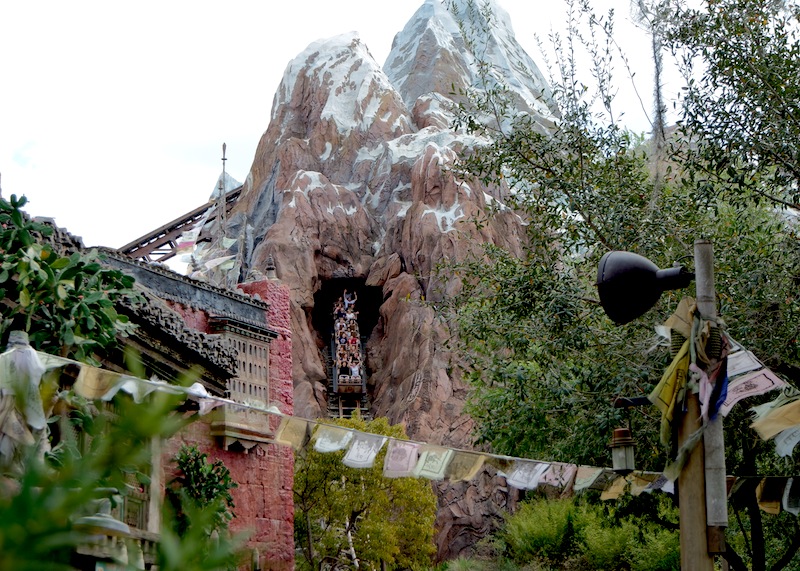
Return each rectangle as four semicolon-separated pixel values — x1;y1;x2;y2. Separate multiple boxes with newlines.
343;432;387;468
727;350;764;378
413;446;454;480
383;440;420;478
784;478;800;516
313;425;354;453
774;425;800;457
506;460;550;490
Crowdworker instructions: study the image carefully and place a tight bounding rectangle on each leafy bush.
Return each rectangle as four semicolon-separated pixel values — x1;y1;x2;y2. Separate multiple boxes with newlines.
580;509;634;569
627;527;680;571
499;497;680;571
166;444;238;538
0;194;141;364
502;498;578;563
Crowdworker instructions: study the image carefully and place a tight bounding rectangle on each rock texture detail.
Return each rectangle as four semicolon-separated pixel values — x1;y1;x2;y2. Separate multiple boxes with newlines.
192;0;557;560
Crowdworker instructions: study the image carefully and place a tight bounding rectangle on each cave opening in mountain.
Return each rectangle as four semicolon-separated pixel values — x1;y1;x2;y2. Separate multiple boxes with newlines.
312;278;382;343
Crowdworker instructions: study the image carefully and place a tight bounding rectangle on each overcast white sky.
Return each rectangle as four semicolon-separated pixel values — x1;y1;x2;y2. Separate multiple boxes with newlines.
0;1;672;248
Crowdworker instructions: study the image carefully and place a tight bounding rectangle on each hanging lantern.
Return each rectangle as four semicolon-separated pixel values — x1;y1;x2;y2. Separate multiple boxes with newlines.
610;427;636;475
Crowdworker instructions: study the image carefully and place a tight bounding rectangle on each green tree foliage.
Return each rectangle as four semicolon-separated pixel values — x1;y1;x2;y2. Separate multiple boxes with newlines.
665;0;800;210
293;416;437;571
442;0;800;568
166;444;238;539
0;194;140;364
0;197;246;569
0;383;245;571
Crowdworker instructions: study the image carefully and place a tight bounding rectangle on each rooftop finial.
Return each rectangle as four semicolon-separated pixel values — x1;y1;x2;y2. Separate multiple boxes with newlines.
217;143;228;240
266;255;277;280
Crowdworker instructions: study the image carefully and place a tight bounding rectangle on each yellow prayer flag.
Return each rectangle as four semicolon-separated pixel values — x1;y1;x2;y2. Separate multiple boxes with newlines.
275;417;311;450
444;451;486;482
649;338;691;446
600;474;628;500
752;399;800;441
74;365;123;400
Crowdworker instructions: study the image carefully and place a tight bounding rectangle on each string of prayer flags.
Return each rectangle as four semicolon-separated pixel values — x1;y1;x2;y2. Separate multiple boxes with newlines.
413;446;454;480
24;346;800;513
313;424;354;453
383;440;420;478
343;432;386;469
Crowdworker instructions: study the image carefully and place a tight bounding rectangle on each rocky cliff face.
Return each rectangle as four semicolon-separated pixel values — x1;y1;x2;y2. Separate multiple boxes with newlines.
192;0;556;559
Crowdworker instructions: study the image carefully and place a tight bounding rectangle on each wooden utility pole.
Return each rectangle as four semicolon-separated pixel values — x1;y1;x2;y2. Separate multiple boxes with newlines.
678;239;726;569
696;239;728;553
678;391;714;570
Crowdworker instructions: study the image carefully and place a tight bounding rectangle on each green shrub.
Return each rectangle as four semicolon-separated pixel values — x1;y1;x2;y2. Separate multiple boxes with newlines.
503;498;578;563
627;527;680;571
579;509;634;569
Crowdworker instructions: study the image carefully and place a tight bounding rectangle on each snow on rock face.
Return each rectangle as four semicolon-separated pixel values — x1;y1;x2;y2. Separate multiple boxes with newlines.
385;0;559;128
195;0;555;559
273;32;413;141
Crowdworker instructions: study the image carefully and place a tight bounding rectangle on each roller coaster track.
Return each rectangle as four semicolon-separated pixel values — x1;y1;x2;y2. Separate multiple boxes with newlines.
118;187;241;263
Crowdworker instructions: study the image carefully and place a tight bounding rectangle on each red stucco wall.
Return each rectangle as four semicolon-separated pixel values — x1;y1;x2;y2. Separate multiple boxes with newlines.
165;279;295;570
164;421;295;571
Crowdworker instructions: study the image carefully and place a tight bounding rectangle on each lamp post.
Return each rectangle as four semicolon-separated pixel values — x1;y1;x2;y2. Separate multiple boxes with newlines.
597;239;727;569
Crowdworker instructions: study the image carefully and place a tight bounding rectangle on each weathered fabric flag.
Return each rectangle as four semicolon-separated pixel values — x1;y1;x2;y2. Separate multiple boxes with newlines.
540;463;578;490
382;440;420;478
784;478;800;516
751;391;800;441
573;466;604;492
600;474;627;500
775;425;800;458
343;432;387;469
444;451;486;482
727;349;764;378
413;446;454;480
275;416;312;450
313;425;354;453
649;338;691;446
721;368;786;417
506;461;550;490
74;366;123;400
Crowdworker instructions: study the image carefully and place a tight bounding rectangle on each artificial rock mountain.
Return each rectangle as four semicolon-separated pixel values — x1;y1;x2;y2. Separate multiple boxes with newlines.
191;0;558;559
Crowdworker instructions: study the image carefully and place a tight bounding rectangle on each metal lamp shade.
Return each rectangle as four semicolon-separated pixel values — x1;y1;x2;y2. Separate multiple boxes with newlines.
597;251;694;325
